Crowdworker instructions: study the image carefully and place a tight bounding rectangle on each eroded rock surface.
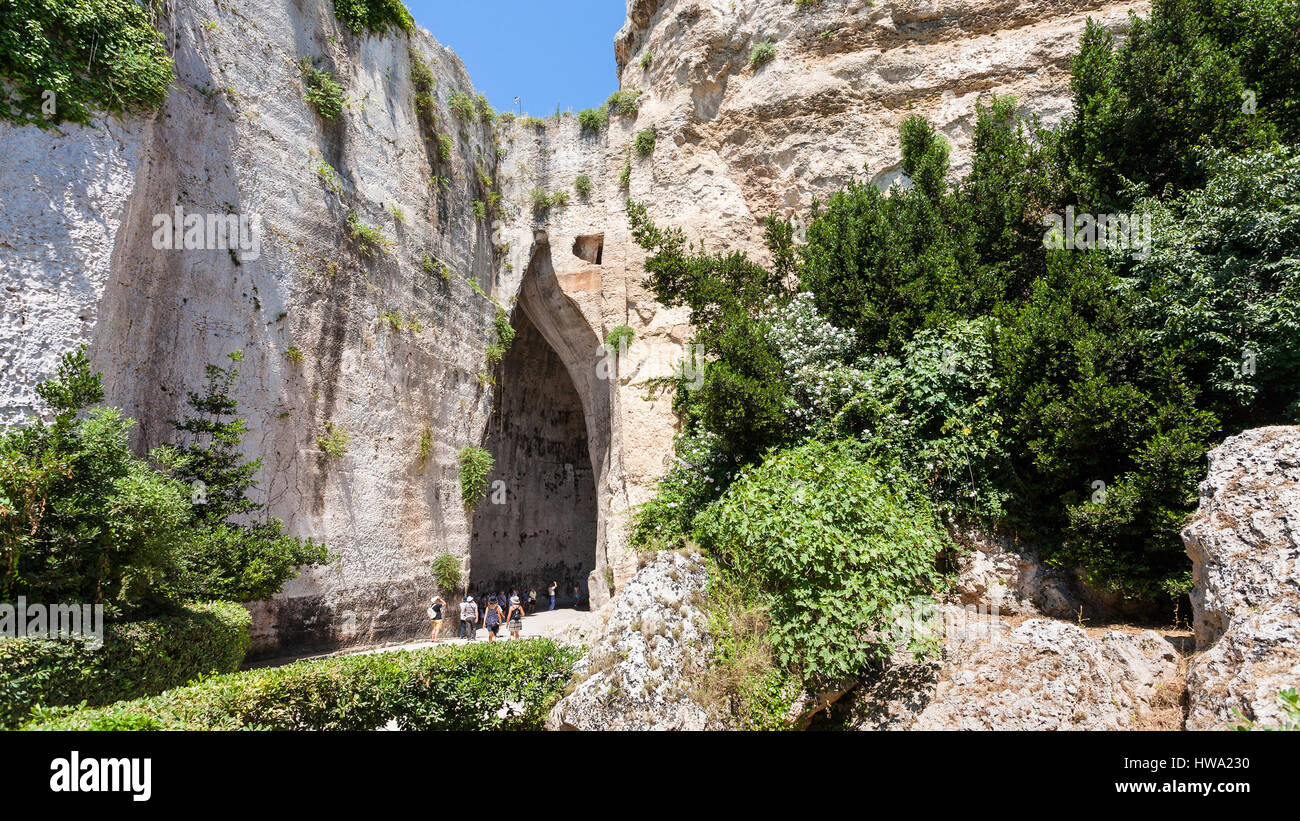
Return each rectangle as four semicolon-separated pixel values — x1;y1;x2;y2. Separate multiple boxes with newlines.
843;615;1182;731
1182;426;1300;730
949;528;1080;618
546;551;722;731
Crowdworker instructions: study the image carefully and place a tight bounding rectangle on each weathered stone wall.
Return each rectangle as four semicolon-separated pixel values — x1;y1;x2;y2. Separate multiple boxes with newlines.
1;0;509;657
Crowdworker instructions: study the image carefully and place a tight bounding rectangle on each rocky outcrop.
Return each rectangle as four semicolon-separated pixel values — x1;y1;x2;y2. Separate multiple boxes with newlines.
1182;426;1300;730
546;550;722;731
841;611;1183;731
949;528;1080;618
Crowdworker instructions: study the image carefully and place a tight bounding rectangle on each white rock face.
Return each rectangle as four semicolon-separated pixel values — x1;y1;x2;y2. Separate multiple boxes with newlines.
1182;426;1300;730
546;550;721;731
1;0;1149;657
845;614;1182;731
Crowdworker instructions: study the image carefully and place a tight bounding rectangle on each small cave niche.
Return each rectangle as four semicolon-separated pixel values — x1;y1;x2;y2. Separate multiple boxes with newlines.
572;234;604;265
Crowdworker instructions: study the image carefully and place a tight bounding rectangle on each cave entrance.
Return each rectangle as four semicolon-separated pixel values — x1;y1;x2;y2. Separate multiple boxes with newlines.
469;246;603;608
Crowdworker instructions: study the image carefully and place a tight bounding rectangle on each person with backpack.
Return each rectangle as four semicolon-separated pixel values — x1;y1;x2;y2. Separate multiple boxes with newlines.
483;596;505;641
426;595;446;642
548;581;557;611
459;595;478;640
507;595;525;640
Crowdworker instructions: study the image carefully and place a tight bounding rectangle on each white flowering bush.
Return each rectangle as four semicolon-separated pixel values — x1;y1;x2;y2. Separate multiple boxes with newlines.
763;293;870;436
763;296;1007;520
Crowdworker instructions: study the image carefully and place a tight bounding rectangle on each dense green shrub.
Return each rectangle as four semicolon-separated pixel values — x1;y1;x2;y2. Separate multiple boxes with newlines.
24;639;579;731
574;174;592;199
990;251;1218;597
332;0;414;36
1061;0;1298;206
430;553;462;592
607;89;643;116
604;325;635;354
301;62;345;120
694;439;948;683
0;0;175;126
798;152;962;354
635;128;657;157
1129;145;1300;427
578;107;608;133
0;601;250;729
0;348;191;616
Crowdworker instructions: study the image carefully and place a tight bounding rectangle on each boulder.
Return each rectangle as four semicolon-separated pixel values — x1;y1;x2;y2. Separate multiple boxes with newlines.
1182;426;1300;730
842;611;1182;731
949;527;1080;618
546;550;723;731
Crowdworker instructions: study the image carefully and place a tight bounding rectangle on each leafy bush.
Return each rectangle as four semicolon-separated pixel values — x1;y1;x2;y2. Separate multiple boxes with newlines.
750;41;777;69
605;325;635;354
694;439;948;683
578;107;608;133
300;62;345;120
1061;2;1298;206
458;446;493;511
332;0;414;36
1130;145;1300;427
574;174;592;199
0;0;174;127
430;553;462;592
635;128;657;157
449;91;475;121
437;134;453;162
0;601;250;729
619;155;632;188
24;639;580;731
347;213;390;256
607;89;643;116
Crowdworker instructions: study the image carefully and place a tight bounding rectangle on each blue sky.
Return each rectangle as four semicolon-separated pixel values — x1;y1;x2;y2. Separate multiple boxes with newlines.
406;1;628;115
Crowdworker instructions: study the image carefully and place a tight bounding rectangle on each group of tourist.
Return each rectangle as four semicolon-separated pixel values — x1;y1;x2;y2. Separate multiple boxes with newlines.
425;579;586;642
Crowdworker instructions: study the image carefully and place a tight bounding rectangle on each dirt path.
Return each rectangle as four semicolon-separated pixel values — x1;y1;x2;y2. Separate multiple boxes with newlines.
330;606;603;659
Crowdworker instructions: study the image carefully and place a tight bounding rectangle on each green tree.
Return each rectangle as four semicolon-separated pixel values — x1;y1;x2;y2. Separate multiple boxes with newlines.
154;352;329;602
0;348;189;615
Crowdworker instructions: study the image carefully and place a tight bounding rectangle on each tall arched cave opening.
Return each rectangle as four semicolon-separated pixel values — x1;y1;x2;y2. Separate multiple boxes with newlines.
468;240;607;604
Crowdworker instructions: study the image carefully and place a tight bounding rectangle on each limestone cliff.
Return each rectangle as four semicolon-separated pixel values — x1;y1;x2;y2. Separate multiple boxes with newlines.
0;0;1147;657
